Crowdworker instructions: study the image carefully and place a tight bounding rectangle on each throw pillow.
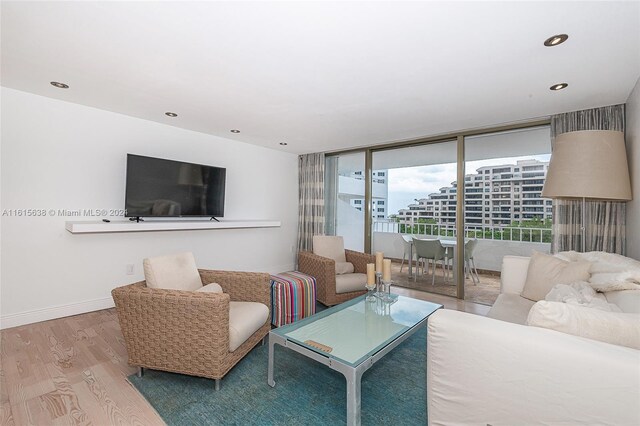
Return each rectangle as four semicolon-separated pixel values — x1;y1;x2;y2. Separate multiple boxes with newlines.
527;300;640;350
143;252;202;291
521;251;591;302
195;283;224;293
335;262;355;275
312;236;347;263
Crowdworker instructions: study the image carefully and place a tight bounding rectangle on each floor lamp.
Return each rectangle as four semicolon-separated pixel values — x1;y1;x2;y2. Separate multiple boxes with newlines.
542;130;632;253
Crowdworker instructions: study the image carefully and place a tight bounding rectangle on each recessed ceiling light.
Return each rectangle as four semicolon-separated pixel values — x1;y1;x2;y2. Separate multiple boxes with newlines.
544;34;569;47
279;142;288;146
165;112;178;117
230;129;240;133
50;81;69;89
550;83;568;91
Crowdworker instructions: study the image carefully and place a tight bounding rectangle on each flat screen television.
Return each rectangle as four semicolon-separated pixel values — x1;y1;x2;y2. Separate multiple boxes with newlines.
125;154;226;218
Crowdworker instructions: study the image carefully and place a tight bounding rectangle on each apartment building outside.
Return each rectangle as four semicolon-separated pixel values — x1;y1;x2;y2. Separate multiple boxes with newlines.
396;159;551;229
348;170;388;219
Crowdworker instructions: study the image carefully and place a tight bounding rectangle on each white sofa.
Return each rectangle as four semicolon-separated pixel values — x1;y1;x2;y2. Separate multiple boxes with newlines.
426;255;640;426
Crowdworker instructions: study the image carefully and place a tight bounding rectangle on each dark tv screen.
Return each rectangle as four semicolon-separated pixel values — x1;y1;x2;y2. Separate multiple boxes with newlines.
125;154;226;218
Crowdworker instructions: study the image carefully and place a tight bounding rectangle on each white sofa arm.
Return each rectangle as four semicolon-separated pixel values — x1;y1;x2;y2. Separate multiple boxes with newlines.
500;255;530;294
427;310;640;426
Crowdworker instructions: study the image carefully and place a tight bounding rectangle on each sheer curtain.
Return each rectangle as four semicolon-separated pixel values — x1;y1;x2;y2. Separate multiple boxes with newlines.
297;153;325;252
324;156;338;237
550;104;627;254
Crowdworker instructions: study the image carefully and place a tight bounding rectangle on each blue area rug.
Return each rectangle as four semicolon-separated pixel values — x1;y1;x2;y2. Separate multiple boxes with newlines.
128;329;427;425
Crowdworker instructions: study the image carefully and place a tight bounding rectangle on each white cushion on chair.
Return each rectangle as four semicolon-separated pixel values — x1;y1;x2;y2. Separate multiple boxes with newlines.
143;252;202;291
335;273;368;294
195;283;224;293
335;262;355;275
229;301;269;352
313;236;347;263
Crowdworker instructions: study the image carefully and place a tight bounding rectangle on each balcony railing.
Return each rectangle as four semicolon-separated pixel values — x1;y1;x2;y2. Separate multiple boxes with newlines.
373;220;552;243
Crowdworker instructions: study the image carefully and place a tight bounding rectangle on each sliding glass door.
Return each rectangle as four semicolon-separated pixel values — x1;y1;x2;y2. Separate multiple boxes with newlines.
324;121;550;304
371;141;458;298
325;152;366;252
463;126;551;304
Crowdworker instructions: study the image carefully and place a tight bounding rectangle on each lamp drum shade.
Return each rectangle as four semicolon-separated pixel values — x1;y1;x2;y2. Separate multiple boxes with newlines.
542;130;632;201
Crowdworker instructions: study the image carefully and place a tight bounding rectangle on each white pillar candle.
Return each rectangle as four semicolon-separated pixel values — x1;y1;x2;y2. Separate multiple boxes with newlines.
375;252;384;273
366;263;375;285
382;259;391;282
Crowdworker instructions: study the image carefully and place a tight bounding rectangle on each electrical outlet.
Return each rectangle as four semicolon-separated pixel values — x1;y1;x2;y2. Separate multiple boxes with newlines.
126;264;135;275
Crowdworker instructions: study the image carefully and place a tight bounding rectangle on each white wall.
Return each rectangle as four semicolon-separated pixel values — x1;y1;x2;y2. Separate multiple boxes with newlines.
0;88;299;328
626;78;640;260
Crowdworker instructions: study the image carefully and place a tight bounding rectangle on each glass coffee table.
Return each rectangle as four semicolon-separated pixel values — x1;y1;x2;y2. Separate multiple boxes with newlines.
267;294;442;426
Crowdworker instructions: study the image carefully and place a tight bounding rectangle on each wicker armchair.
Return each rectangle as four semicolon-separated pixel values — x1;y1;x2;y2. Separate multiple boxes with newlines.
298;237;375;306
112;269;271;389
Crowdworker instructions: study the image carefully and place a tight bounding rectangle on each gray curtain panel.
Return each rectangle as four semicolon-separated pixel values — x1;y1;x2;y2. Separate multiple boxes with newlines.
550;104;625;140
297;153;325;252
324;156;338;236
552;200;627;254
550;104;627;254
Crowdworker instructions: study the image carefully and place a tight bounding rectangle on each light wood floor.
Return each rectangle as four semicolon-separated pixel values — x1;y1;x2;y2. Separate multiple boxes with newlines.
1;292;489;426
1;309;164;425
391;285;491;316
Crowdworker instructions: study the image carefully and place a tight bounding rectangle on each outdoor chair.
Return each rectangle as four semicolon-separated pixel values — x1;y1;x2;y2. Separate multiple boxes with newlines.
397;234;415;273
465;238;480;284
413;238;449;285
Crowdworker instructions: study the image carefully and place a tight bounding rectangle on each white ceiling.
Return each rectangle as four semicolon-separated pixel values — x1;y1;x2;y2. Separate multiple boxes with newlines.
2;1;639;155
371;126;552;170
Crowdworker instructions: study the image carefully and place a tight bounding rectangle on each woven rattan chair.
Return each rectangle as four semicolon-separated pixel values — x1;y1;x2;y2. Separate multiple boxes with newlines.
298;236;375;306
112;269;271;390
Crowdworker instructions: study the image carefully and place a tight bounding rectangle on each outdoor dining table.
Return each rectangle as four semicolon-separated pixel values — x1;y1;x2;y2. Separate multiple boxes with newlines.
402;235;458;279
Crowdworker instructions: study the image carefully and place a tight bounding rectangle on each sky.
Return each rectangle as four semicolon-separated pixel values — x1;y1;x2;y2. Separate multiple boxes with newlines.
386;154;551;215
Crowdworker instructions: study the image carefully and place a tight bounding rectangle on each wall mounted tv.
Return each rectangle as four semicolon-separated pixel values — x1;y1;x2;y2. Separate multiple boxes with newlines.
125;154;226;219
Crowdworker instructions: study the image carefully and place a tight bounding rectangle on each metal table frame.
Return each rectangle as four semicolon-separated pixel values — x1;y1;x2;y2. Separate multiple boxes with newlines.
267;306;441;426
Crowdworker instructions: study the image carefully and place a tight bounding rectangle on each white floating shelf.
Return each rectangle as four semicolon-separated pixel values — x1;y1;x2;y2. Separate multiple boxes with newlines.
65;220;281;234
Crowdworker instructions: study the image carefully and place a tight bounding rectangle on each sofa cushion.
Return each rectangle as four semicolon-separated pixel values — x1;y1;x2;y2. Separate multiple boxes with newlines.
521;252;591;302
500;255;531;294
486;293;536;325
143;252;202;291
605;290;640;314
527;301;640;349
335;273;367;294
229;301;269;352
335;262;355;275
427;309;640;426
313;235;347;263
195;283;223;293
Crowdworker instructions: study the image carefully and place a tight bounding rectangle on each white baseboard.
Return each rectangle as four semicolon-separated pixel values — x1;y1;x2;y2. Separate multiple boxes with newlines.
0;263;296;330
0;297;115;330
